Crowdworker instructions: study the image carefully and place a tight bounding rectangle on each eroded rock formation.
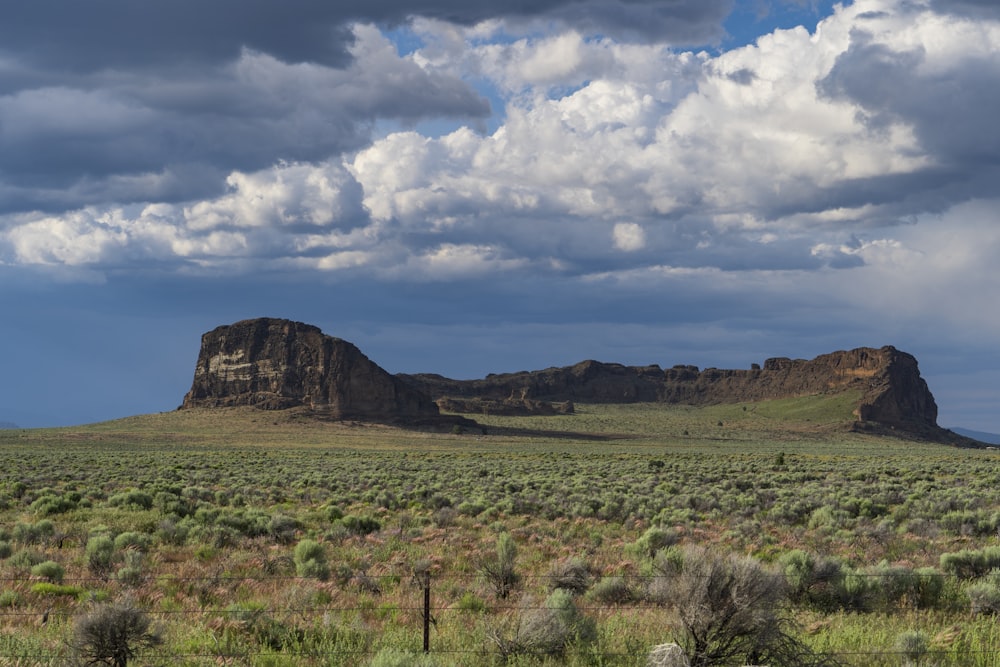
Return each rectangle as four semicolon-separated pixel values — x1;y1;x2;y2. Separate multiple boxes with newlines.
181;320;948;439
181;318;440;421
400;346;941;435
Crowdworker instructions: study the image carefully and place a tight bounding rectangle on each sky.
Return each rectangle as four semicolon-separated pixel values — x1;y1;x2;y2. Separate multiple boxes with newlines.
1;0;998;431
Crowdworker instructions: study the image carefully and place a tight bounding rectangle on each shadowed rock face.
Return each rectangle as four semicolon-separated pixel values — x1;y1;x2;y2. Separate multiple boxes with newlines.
400;346;940;434
182;318;439;421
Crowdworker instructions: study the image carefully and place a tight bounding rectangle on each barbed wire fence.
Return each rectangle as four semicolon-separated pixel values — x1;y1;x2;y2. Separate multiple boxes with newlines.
0;570;995;666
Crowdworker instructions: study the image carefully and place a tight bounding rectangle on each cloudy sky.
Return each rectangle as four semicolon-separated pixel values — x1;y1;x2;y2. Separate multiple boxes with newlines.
1;0;998;431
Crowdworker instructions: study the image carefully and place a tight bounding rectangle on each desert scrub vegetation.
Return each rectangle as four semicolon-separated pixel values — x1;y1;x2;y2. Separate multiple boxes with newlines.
0;402;998;664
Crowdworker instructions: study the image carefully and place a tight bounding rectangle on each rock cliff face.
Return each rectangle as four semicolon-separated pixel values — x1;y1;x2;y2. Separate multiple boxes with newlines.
182;318;440;421
182;321;944;439
400;346;940;434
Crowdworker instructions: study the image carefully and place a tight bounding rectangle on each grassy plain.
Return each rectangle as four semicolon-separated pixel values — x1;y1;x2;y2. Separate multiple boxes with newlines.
1;396;998;665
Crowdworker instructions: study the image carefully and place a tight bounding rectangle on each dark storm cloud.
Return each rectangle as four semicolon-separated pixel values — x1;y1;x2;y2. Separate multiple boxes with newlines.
2;0;733;73
817;27;1000;217
927;0;1000;20
0;33;491;213
0;0;733;214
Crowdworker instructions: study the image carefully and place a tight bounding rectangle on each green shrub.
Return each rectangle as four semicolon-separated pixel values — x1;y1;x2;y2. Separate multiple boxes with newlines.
293;539;329;580
0;541;11;559
154;518;189;546
30;493;77;516
456;591;487;613
342;515;381;536
107;490;154;510
479;532;519;599
967;569;1000;616
628;526;678;560
912;567;947;609
778;549;844;611
32;582;83;597
894;630;930;666
31;560;65;583
940;547;1000;579
114;532;151;552
588;576;634;604
12;520;54;544
0;590;18;608
268;514;300;544
86;536;116;576
9;549;44;570
117;551;145;587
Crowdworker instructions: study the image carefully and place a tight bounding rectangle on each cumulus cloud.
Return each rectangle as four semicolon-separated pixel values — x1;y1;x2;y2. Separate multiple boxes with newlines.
2;0;998;304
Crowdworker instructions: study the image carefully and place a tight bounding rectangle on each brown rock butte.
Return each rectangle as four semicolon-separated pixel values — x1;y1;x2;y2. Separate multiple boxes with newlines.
181;318;440;421
181;318;957;441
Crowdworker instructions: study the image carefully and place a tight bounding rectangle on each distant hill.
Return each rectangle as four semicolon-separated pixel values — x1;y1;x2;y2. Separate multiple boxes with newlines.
0;421;19;429
950;428;1000;445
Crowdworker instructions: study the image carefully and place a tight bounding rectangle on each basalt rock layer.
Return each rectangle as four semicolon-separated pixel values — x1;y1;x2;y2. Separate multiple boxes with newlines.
181;318;440;422
400;346;943;437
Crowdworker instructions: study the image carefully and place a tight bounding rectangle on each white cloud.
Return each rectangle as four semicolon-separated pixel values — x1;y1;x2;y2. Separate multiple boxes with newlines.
184;161;363;231
3;0;999;306
612;222;646;251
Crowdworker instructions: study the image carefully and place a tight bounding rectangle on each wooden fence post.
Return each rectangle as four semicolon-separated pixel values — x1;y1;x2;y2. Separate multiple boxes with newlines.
423;571;431;654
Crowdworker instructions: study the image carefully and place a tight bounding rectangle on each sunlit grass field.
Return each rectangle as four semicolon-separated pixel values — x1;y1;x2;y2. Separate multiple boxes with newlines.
1;397;997;665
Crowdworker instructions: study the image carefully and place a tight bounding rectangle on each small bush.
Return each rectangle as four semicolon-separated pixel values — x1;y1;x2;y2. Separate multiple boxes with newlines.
588;576;634;605
268;514;300;544
31;560;65;583
0;590;19;608
71;601;162;667
967;569;1000;616
30;493;77;516
12;520;55;545
893;630;930;666
0;541;11;559
457;591;487;613
293;539;329;581
489;589;596;660
628;526;679;560
941;547;1000;580
342;515;381;536
107;490;154;511
659;546;834;667
479;532;519;599
547;557;592;595
114;532;151;552
9;549;44;570
87;536;117;576
117;551;145;588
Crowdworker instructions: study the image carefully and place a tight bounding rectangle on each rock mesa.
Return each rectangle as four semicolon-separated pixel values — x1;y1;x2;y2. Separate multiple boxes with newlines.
401;346;942;436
